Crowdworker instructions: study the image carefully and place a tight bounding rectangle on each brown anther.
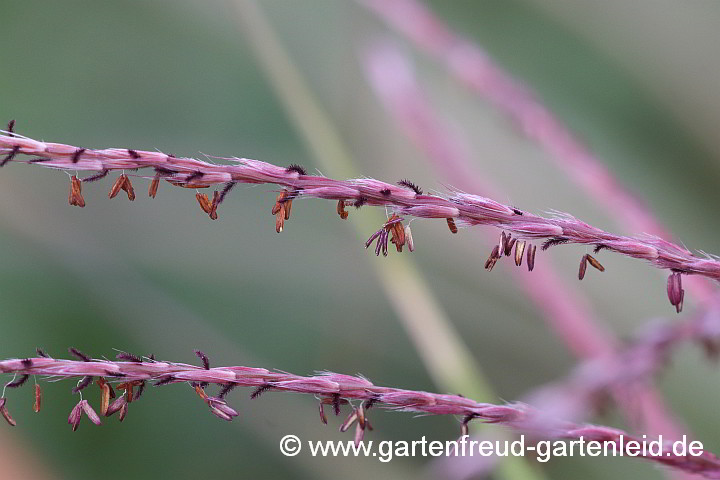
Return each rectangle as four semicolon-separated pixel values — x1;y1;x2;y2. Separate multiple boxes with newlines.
677;289;685;313
68;175;85;208
585;254;605;272
484;245;501;271
33;384;42;413
356;404;366;429
527;244;537;272
148;176;160;198
116;380;143;403
579;254;588;280
667;273;679;306
319;402;328;425
354;421;365;446
272;191;288;215
109;175;126;199
405;225;415;252
392;223;405;252
320;395;349;415
284;199;293;220
196;192;212;214
272;191;291;232
1;401;15;426
340;408;358;432
120;175;135;200
446;218;458;234
500;232;508;254
505;237;516;256
393;222;405;243
386;215;406;252
515;241;526;267
96;379;110;416
118;403;128;422
194;385;209;401
336;200;349;219
275;209;285;233
667;272;685;313
209;191;220;220
117;383;133;403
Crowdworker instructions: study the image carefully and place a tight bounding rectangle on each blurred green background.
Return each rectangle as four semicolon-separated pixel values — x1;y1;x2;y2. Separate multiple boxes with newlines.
1;1;720;479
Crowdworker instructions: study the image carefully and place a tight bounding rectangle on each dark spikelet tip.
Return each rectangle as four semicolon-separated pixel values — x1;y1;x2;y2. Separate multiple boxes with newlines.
363;397;377;410
541;237;569;251
218;383;237;400
218;182;236;204
71;148;86;163
116;352;142;363
593;244;608;254
355;196;367;209
396;179;422;195
134;381;146;401
127;149;140;159
194;350;210;370
7;119;15;134
332;394;342;416
5;374;29;389
68;347;91;362
71;376;93;393
21;358;32;368
83;169;109;183
153;376;174;387
286;164;307;176
0;146;20;167
379;188;391;197
36;348;49;358
250;384;272;399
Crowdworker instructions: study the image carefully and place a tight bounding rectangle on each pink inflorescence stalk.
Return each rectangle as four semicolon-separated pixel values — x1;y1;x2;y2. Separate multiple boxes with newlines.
0;127;718;310
1;349;720;477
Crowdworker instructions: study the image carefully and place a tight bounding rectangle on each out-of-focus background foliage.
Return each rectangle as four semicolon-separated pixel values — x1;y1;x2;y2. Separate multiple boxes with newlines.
1;1;719;479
